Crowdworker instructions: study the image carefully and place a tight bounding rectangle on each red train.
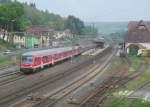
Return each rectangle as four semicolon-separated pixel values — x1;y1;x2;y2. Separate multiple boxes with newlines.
20;46;82;73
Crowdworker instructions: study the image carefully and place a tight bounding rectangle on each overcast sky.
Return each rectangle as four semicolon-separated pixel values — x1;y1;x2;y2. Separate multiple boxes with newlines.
18;0;150;22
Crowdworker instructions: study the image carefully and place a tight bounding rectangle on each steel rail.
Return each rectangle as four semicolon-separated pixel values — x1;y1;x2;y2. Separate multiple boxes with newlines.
0;46;112;107
78;62;148;107
29;51;114;107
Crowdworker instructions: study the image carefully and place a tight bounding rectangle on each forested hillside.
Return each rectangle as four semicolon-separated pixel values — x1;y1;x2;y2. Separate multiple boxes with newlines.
0;0;98;35
23;3;65;30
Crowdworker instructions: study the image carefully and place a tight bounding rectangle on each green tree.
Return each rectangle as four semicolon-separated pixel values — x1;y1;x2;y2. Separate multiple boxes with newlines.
0;2;25;31
23;4;44;26
23;5;65;30
0;0;98;44
0;1;25;43
129;44;139;55
65;15;85;34
81;25;98;36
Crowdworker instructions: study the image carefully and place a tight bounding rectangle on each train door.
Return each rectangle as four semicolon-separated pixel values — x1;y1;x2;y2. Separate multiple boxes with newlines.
51;55;54;65
62;52;65;59
41;57;44;69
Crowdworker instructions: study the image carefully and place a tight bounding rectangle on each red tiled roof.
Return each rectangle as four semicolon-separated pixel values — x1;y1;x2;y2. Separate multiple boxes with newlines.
145;21;150;32
26;25;53;36
128;20;150;32
128;21;139;32
64;29;71;33
125;30;150;43
126;20;150;43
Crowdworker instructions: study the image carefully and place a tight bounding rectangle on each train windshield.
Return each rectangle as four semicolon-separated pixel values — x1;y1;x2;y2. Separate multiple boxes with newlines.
22;56;33;64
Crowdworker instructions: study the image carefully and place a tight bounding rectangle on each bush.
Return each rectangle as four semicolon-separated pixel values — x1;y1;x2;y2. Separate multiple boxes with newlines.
0;56;11;63
0;39;16;51
106;96;150;107
129;44;139;55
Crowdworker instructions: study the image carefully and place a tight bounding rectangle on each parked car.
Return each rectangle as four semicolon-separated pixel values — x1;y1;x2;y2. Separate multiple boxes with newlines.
3;50;14;55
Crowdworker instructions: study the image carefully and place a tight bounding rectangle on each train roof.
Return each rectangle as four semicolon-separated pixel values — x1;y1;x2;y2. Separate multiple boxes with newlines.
22;47;73;56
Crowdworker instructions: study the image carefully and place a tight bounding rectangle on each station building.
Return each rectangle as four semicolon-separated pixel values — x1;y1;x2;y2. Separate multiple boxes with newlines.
125;20;150;56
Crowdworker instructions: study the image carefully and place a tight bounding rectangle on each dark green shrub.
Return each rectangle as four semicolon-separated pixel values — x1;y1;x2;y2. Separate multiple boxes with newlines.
129;44;139;55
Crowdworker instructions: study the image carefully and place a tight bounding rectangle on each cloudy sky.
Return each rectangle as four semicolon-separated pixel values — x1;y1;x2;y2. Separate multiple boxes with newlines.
18;0;150;22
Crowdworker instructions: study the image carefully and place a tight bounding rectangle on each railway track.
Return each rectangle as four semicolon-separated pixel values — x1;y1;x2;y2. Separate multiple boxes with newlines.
0;63;12;68
0;64;18;80
0;65;12;70
77;61;148;107
19;51;114;107
0;72;25;86
0;46;113;107
0;61;19;70
0;47;92;87
0;47;93;87
0;72;17;78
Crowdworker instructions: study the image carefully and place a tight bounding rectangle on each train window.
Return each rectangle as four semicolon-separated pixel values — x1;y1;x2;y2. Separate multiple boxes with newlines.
43;56;48;62
61;52;64;56
53;54;56;58
42;56;45;62
22;56;33;64
57;53;61;57
48;55;52;59
51;55;54;58
56;54;59;58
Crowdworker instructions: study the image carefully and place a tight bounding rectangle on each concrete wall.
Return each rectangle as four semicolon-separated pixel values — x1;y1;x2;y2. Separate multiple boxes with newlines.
13;35;25;46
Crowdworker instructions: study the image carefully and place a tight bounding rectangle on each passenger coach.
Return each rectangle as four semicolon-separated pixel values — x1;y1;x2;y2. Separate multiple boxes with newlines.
20;46;81;73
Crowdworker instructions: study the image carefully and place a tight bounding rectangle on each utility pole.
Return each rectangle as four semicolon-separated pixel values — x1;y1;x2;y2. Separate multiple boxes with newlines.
70;33;74;64
10;20;15;44
11;20;15;32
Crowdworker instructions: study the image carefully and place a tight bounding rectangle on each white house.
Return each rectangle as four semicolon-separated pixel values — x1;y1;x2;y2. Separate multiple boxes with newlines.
125;20;150;55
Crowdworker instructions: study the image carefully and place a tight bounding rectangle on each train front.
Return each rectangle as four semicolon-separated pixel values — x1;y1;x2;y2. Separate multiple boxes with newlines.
20;55;34;73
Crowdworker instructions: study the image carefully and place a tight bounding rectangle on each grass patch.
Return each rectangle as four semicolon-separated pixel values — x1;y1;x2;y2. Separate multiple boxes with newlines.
105;96;150;107
105;56;150;107
142;57;150;62
0;53;21;65
128;55;140;72
0;39;16;51
125;67;150;90
124;56;150;90
0;55;11;64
